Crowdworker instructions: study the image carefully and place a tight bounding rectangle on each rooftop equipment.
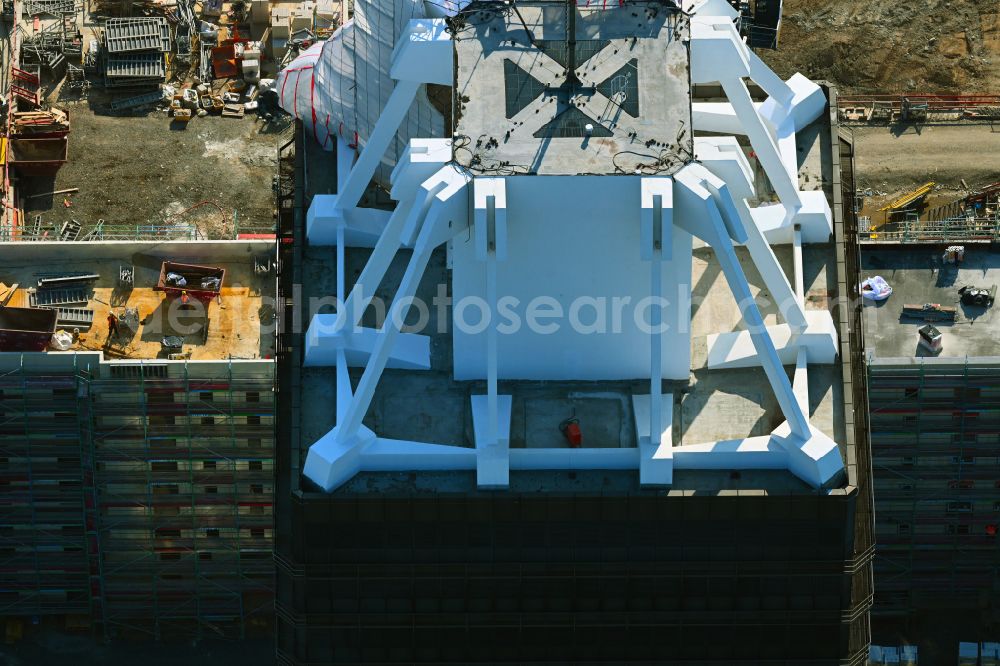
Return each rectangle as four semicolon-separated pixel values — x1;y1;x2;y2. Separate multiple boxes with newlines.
917;324;943;354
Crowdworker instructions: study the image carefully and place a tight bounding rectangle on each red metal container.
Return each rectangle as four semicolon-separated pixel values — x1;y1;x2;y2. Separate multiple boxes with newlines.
9;137;69;176
0;307;58;351
154;261;226;304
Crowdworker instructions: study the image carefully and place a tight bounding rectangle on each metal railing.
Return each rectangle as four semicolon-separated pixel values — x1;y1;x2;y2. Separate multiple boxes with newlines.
862;216;1000;244
1;217;276;242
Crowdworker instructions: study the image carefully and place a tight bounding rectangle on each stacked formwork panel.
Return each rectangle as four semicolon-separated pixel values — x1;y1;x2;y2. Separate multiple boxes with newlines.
0;368;90;618
100;17;169;89
0;357;276;640
868;361;1000;615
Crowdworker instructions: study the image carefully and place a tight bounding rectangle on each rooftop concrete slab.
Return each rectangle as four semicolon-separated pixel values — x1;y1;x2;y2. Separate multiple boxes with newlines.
452;0;692;176
862;247;1000;359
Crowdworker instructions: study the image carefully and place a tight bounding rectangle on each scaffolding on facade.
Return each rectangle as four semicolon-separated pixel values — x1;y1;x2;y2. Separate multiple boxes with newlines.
0;357;276;640
868;360;1000;614
862;211;1000;244
0;362;91;619
861;183;1000;245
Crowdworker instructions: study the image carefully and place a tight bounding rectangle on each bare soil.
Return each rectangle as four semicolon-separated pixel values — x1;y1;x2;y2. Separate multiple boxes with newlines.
18;88;292;239
761;0;1000;93
851;125;1000;191
848;124;1000;220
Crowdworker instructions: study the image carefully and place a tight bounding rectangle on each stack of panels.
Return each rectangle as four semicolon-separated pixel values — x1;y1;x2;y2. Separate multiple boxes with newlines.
23;0;77;16
104;52;165;79
101;17;168;89
104;17;170;53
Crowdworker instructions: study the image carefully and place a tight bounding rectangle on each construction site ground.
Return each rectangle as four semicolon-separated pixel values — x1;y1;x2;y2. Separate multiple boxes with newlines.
16;89;290;239
7;0;292;240
849;123;1000;222
762;0;1000;94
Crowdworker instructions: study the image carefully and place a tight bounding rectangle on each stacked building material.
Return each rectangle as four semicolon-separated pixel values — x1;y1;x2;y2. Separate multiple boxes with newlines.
21;20;70;71
10;107;70;137
100;17;169;89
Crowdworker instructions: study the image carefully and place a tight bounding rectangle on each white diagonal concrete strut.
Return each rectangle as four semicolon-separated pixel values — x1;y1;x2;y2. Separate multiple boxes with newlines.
337;167;471;439
335;79;420;211
675;165;810;440
336;225;351;421
331;19;453;213
720;74;802;214
692;147;808;331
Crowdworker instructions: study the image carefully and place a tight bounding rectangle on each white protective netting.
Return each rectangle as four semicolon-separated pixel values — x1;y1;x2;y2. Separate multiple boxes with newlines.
277;0;464;185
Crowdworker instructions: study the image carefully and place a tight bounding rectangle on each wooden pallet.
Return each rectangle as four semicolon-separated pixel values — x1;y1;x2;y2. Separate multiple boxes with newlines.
221;102;245;118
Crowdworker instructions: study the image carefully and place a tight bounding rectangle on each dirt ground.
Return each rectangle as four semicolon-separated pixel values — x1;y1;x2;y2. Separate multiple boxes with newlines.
762;0;1000;93
17;89;292;239
848;124;1000;219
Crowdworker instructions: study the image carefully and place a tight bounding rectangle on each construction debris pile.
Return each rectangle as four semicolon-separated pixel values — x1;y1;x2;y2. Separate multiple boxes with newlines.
0;0;323;238
98;16;170;89
3;68;71;177
168;75;264;124
261;0;320;65
10;107;70;137
19;0;81;73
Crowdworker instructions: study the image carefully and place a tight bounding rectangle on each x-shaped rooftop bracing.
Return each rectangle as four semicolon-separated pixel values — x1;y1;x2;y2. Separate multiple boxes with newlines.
503;44;637;138
301;4;843;493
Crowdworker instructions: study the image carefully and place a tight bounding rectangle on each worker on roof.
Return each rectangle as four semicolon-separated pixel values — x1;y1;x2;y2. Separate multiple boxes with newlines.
106;312;119;343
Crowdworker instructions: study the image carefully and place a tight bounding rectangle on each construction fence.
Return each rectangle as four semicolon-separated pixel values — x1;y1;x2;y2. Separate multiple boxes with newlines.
0;214;276;243
838;94;1000;124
